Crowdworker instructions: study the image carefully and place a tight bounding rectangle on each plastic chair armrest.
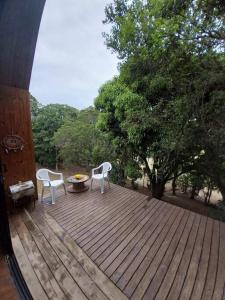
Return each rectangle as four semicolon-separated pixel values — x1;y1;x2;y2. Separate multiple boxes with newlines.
92;166;102;176
48;171;63;180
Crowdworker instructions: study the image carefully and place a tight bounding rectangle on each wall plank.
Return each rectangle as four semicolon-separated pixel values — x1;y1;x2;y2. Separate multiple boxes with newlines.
0;85;37;207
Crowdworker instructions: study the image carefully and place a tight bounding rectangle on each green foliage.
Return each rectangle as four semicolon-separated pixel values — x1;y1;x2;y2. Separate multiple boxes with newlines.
32;104;78;167
124;161;142;180
96;0;225;198
104;0;225;60
53;108;115;169
110;161;126;185
176;173;190;193
177;173;205;192
30;94;42;118
125;160;142;188
177;172;217;204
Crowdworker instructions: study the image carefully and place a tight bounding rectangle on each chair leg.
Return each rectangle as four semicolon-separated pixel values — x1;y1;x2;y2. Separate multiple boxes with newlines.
107;177;110;189
100;179;104;194
63;183;67;195
41;186;44;202
51;187;56;204
91;178;93;190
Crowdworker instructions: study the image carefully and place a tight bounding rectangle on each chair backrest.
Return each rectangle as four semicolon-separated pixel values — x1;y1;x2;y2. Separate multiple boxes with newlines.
102;162;112;174
36;169;50;186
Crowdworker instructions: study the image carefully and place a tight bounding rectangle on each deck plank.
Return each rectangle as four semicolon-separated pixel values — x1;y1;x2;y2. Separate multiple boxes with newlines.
154;212;196;300
83;198;149;252
47;183;124;217
10;222;49;300
178;215;207;300
75;196;146;244
88;200;158;261
116;204;179;292
22;211;91;300
140;210;190;300
130;208;186;299
96;199;159;267
28;209;109;300
201;220;220;300
166;214;201;300
104;201;166;278
110;201;170;284
12;215;67;300
47;186;128;229
143;210;195;300
67;191;134;234
58;187;145;230
213;221;225;300
190;217;213;300
44;210;129;300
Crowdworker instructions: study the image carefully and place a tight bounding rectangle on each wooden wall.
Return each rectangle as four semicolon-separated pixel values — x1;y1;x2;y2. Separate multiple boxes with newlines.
0;85;36;205
0;0;46;89
0;0;46;207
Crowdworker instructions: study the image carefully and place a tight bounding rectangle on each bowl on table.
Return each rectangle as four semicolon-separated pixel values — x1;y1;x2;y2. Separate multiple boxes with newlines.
74;174;83;180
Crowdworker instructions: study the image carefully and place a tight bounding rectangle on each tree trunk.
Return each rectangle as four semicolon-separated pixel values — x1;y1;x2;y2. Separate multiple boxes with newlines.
172;170;178;195
151;181;165;199
190;186;196;199
142;157;165;199
207;189;212;205
131;179;136;189
172;177;176;195
204;185;212;205
219;185;225;202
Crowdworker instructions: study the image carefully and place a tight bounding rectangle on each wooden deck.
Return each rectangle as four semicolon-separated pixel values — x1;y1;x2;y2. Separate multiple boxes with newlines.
10;182;225;299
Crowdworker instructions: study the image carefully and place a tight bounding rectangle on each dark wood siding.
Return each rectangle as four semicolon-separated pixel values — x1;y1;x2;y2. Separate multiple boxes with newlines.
0;0;45;89
0;0;46;206
0;85;37;206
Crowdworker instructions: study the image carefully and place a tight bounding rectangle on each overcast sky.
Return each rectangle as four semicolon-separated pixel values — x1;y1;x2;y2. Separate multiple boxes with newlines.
30;0;119;109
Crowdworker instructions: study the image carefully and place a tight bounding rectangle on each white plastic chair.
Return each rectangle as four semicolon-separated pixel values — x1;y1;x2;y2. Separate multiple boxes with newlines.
91;162;112;194
36;169;66;204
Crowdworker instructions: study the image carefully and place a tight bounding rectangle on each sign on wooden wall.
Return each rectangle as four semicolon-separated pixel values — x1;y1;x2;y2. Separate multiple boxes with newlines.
1;135;24;153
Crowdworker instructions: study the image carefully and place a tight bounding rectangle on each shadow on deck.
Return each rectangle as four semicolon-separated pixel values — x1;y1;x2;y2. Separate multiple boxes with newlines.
10;182;225;300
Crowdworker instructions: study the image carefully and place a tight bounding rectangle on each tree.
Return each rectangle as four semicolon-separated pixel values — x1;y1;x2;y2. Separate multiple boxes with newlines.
53;107;115;169
95;78;144;185
95;77;197;197
30;94;42;118
125;160;142;189
32;104;78;167
96;0;225;198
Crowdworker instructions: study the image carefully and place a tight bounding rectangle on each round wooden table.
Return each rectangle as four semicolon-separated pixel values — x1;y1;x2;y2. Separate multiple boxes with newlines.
67;175;89;193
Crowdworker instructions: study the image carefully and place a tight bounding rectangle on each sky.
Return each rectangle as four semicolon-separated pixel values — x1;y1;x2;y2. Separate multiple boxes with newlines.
30;0;119;109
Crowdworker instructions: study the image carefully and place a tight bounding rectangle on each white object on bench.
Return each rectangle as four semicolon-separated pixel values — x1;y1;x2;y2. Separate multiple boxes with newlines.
9;180;35;207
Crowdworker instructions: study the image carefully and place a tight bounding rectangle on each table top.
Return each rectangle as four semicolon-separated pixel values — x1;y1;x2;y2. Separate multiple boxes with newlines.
67;175;89;183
